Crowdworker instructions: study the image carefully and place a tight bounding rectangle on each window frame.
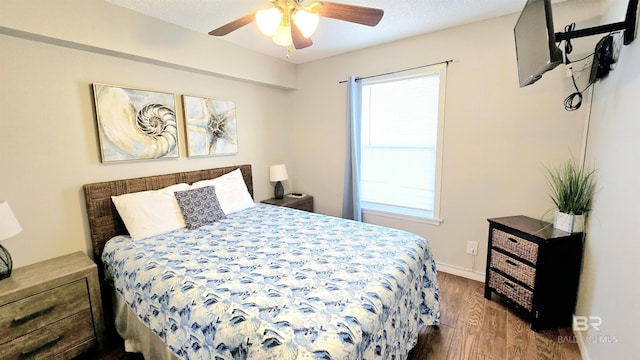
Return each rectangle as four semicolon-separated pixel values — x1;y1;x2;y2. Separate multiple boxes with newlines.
359;63;447;224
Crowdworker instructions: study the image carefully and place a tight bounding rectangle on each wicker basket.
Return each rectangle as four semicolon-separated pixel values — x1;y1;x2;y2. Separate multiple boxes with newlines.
488;271;533;311
490;250;536;288
492;229;538;264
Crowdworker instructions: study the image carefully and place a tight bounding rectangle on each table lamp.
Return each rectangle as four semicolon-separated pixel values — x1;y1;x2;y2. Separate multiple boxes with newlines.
269;164;288;199
0;200;22;280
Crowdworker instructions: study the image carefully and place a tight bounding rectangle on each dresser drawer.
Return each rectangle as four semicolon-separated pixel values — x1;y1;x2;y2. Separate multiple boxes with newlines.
490;250;536;288
261;195;314;212
0;279;90;344
488;271;533;311
0;309;95;360
293;197;314;212
491;229;538;264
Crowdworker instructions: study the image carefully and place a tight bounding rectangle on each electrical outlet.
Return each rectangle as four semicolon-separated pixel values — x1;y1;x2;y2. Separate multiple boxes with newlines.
466;241;478;256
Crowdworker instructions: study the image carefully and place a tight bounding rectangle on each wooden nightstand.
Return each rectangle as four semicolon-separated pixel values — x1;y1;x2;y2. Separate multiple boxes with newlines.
261;195;314;212
484;216;583;331
0;251;104;359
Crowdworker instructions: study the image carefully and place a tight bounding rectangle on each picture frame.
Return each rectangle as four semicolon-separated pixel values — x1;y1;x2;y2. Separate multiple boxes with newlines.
182;95;238;157
92;83;179;162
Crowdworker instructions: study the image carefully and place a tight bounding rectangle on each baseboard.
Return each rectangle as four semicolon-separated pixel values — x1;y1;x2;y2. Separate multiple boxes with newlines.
435;262;485;282
572;318;591;360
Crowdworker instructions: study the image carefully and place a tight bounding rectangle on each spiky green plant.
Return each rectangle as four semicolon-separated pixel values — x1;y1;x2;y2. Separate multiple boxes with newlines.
546;160;597;215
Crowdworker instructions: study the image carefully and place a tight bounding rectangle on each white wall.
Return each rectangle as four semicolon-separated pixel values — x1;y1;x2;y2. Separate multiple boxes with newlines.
577;0;640;357
0;2;294;267
0;0;297;89
288;1;600;276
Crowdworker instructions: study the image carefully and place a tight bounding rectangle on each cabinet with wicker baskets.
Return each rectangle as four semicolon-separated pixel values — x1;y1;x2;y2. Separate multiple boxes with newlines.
484;215;583;331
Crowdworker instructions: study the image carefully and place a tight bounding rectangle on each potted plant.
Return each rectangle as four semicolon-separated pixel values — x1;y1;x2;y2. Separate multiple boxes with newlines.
546;159;596;233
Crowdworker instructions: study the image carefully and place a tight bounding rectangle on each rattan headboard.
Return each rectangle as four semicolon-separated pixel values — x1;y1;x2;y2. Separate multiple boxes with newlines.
83;164;253;264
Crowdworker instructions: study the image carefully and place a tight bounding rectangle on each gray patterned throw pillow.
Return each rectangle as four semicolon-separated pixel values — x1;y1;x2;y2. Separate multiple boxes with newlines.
174;186;226;229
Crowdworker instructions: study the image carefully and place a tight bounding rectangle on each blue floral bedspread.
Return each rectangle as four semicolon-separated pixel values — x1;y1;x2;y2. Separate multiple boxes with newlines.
103;204;440;360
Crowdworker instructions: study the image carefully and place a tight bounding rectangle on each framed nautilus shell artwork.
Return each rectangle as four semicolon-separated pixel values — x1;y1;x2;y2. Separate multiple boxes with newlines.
92;84;180;162
182;95;238;157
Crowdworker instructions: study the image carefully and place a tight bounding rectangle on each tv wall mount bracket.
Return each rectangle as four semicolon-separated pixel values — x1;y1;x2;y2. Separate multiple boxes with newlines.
554;0;638;45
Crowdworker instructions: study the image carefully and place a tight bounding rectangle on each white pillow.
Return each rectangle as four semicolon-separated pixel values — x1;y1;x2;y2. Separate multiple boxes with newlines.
111;183;190;240
192;168;255;214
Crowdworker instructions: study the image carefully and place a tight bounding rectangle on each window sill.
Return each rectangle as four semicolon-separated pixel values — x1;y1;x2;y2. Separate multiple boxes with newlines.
362;207;443;225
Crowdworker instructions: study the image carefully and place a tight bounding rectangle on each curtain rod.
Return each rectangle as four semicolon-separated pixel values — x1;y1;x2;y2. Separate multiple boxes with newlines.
338;59;456;84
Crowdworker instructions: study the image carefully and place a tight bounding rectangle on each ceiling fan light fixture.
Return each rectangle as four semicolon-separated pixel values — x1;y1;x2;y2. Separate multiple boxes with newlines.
293;9;319;38
256;7;283;36
272;23;293;46
209;1;384;54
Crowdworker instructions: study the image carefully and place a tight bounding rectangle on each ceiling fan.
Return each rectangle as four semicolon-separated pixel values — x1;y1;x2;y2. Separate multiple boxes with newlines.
208;0;384;50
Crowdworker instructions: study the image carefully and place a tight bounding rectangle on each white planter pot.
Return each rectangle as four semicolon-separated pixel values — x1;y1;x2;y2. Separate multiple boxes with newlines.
553;211;585;233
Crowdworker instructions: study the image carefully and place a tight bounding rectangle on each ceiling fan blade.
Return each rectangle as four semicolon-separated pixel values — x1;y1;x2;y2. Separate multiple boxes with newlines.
318;2;384;26
208;12;256;36
292;23;313;49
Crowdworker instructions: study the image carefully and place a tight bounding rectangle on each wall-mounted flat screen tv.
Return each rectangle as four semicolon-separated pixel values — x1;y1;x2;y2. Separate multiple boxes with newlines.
514;0;564;87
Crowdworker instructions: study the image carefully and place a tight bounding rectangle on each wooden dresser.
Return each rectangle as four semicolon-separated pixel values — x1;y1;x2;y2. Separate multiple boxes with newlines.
261;195;314;212
0;252;104;359
484;216;583;331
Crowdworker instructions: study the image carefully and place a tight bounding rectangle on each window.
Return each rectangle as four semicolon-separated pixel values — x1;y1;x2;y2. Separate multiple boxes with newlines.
359;64;446;222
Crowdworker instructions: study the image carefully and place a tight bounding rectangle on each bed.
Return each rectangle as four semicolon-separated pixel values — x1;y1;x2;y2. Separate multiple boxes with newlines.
84;164;440;360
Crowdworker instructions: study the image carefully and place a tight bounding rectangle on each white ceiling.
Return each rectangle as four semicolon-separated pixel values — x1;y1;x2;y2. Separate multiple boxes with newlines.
104;0;545;64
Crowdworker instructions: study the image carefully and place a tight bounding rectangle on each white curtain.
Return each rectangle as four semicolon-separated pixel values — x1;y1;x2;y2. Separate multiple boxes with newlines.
342;76;363;221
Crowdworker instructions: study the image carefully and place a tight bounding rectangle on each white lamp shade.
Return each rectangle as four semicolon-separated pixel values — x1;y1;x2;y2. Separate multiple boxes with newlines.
272;24;293;46
293;9;319;38
269;164;289;182
0;201;22;242
256;7;283;36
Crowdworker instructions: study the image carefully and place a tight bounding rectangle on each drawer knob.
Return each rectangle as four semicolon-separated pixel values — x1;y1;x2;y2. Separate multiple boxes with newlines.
19;335;62;359
508;237;518;244
11;305;55;327
503;281;515;289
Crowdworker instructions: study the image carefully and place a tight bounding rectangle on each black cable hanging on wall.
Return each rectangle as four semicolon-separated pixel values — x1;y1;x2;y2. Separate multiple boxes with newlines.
562;23;596;111
562;27;621;111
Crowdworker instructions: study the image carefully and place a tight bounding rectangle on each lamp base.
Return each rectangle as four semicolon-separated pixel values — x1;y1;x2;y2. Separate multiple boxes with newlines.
0;243;12;280
274;181;284;199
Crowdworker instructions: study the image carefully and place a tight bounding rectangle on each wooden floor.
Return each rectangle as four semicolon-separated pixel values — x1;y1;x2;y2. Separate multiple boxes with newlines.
407;272;582;360
88;272;582;360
